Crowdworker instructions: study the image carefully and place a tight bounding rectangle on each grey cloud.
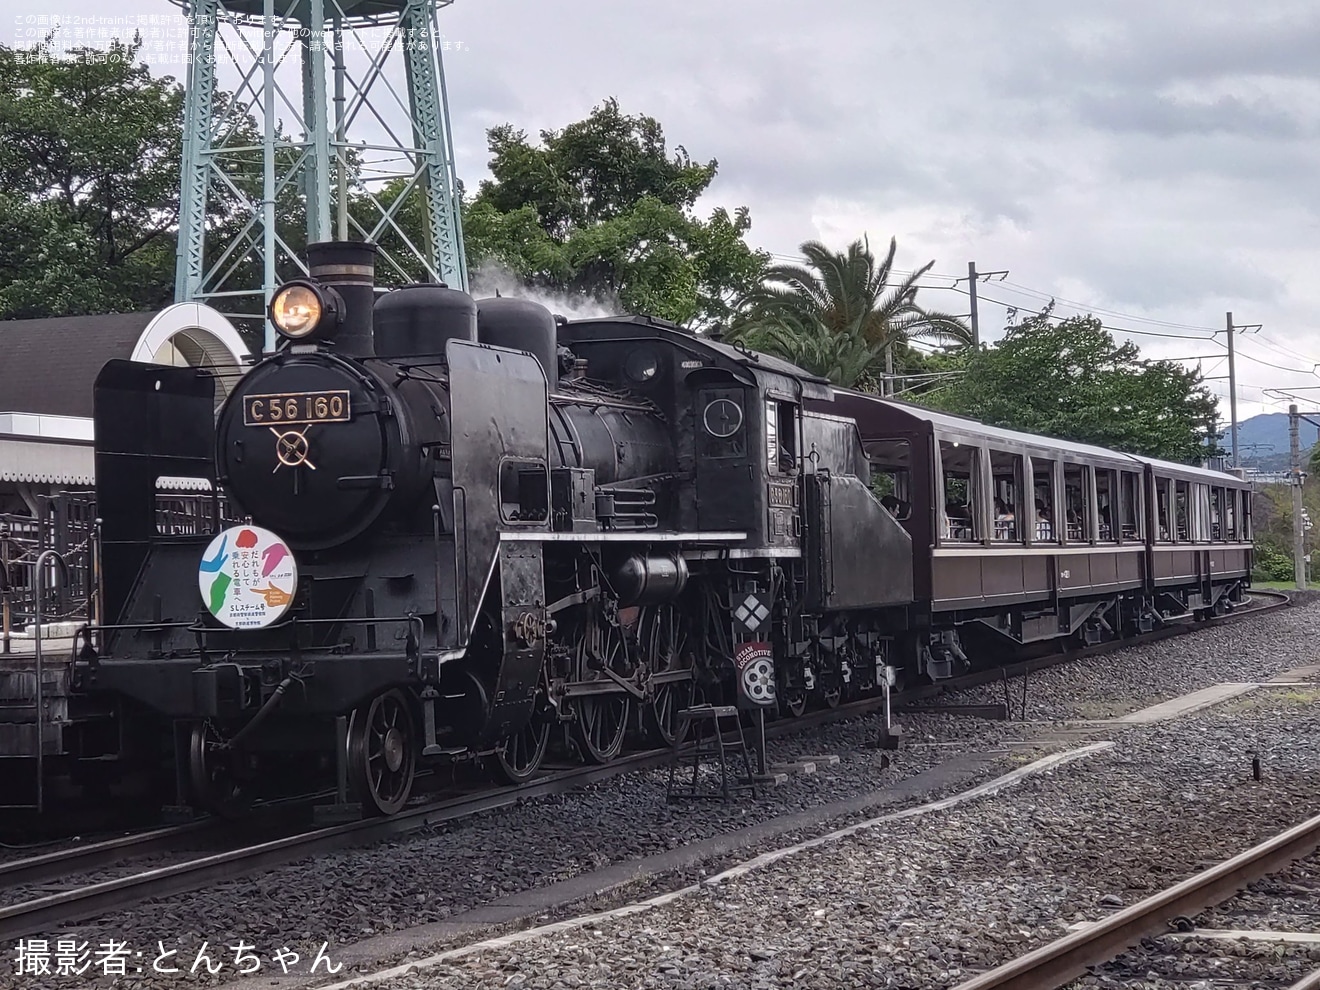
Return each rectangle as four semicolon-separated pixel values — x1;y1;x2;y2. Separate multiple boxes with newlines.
1074;91;1304;139
991;3;1320;96
1074;249;1288;312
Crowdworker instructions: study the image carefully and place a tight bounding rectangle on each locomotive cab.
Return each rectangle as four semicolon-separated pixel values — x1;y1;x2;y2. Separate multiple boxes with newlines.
557;317;841;551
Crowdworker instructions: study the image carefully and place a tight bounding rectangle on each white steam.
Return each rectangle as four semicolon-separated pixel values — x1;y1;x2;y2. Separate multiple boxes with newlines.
469;261;621;321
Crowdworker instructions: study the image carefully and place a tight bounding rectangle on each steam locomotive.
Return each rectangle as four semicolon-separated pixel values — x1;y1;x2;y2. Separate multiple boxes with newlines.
15;239;1253;819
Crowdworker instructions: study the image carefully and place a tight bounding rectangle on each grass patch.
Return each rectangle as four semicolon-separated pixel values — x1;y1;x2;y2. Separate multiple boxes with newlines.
1222;686;1320;713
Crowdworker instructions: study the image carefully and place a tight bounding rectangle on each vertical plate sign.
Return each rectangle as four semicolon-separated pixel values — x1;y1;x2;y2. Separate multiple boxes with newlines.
734;640;776;708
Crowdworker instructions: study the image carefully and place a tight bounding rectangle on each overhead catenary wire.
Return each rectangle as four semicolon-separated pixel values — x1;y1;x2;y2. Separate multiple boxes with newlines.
770;251;1320;359
759;250;1320;416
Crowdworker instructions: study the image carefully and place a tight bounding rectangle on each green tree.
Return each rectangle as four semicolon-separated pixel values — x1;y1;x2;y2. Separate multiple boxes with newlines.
459;98;767;329
1249;481;1320;585
928;306;1222;463
0;37;183;318
726;236;972;389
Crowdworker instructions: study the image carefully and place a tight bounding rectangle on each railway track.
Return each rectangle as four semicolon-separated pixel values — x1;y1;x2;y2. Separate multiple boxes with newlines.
0;589;1291;943
950;813;1320;990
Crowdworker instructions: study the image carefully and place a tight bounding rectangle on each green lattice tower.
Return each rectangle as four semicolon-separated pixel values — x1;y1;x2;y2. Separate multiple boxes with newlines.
173;0;468;352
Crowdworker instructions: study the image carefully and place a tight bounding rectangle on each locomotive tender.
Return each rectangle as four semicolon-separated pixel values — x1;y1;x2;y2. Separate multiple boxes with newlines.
7;240;1253;818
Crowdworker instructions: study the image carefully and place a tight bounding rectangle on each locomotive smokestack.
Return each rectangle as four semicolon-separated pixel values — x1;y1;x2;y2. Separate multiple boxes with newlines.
306;240;378;358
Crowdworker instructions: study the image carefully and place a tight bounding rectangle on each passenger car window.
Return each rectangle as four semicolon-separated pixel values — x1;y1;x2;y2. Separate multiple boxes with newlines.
866;439;912;521
1032;459;1058;542
939;440;980;542
1095;469;1117;541
1119;472;1141;540
989;449;1023;542
1063;464;1091;542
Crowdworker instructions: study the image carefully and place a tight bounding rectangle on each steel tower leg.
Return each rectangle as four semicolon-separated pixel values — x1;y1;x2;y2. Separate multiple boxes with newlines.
175;0;220;302
261;0;278;352
302;0;332;246
402;0;467;290
333;16;348;241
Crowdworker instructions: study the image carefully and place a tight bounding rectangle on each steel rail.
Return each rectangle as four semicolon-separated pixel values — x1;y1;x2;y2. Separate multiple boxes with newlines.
0;706;856;941
951;811;1320;990
2;590;1290;940
0;751;690;941
0;802;313;890
0;821;218;890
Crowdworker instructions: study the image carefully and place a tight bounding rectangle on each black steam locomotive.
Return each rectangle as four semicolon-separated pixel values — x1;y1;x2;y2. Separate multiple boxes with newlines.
20;239;1252;818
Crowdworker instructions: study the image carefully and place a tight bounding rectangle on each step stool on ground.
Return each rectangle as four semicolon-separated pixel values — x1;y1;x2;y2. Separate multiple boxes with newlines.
666;704;759;803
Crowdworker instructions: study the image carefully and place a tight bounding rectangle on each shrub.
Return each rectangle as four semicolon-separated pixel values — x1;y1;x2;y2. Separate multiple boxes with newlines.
1252;541;1294;582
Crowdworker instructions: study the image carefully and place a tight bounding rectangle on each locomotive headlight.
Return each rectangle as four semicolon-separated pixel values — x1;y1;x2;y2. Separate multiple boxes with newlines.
269;281;337;340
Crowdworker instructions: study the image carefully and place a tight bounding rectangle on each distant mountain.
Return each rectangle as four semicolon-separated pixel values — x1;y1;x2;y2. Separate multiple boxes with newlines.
1230;412;1317;469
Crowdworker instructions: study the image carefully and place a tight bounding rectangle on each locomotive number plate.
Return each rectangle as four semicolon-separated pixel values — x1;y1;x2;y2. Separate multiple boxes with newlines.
243;390;351;427
768;482;797;508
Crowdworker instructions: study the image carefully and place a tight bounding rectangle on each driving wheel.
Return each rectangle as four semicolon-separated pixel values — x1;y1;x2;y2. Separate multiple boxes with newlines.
640;604;695;747
780;685;808;718
346;689;416;816
494;710;552;784
570;614;632;763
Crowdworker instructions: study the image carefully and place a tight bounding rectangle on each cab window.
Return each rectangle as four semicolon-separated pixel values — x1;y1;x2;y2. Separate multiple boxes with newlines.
765;398;798;475
867;439;912;521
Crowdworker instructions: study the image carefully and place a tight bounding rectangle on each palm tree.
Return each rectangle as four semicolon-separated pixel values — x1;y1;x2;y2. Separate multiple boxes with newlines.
738;310;885;388
728;236;972;392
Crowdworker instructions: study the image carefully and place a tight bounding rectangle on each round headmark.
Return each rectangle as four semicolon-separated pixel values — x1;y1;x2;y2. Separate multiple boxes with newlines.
198;525;298;629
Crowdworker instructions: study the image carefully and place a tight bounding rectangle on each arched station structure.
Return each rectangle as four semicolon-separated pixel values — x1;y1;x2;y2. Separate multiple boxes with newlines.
0;303;248;514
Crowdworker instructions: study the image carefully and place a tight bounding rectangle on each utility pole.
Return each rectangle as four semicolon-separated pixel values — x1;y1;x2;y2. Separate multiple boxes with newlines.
968;262;980;348
1291;404;1306;590
1226;312;1238;467
957;263;1009;347
1218;313;1260;468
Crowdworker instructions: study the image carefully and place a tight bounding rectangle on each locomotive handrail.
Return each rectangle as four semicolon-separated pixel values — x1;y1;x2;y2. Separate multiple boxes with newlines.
30;549;70;815
79;613;427;663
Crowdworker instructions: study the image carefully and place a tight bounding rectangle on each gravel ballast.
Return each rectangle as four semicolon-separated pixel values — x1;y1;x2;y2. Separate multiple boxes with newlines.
4;597;1319;990
1074;855;1320;989
358;686;1320;990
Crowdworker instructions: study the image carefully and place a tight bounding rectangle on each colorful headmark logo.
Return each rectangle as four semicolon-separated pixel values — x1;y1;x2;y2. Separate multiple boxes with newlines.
198;525;298;629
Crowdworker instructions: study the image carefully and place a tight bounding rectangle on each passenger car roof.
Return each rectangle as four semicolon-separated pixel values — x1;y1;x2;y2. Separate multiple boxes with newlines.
829;390;1246;484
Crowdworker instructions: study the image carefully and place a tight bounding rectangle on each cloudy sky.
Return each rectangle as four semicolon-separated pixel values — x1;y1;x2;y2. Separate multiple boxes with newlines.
436;0;1320;425
12;0;1320;426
